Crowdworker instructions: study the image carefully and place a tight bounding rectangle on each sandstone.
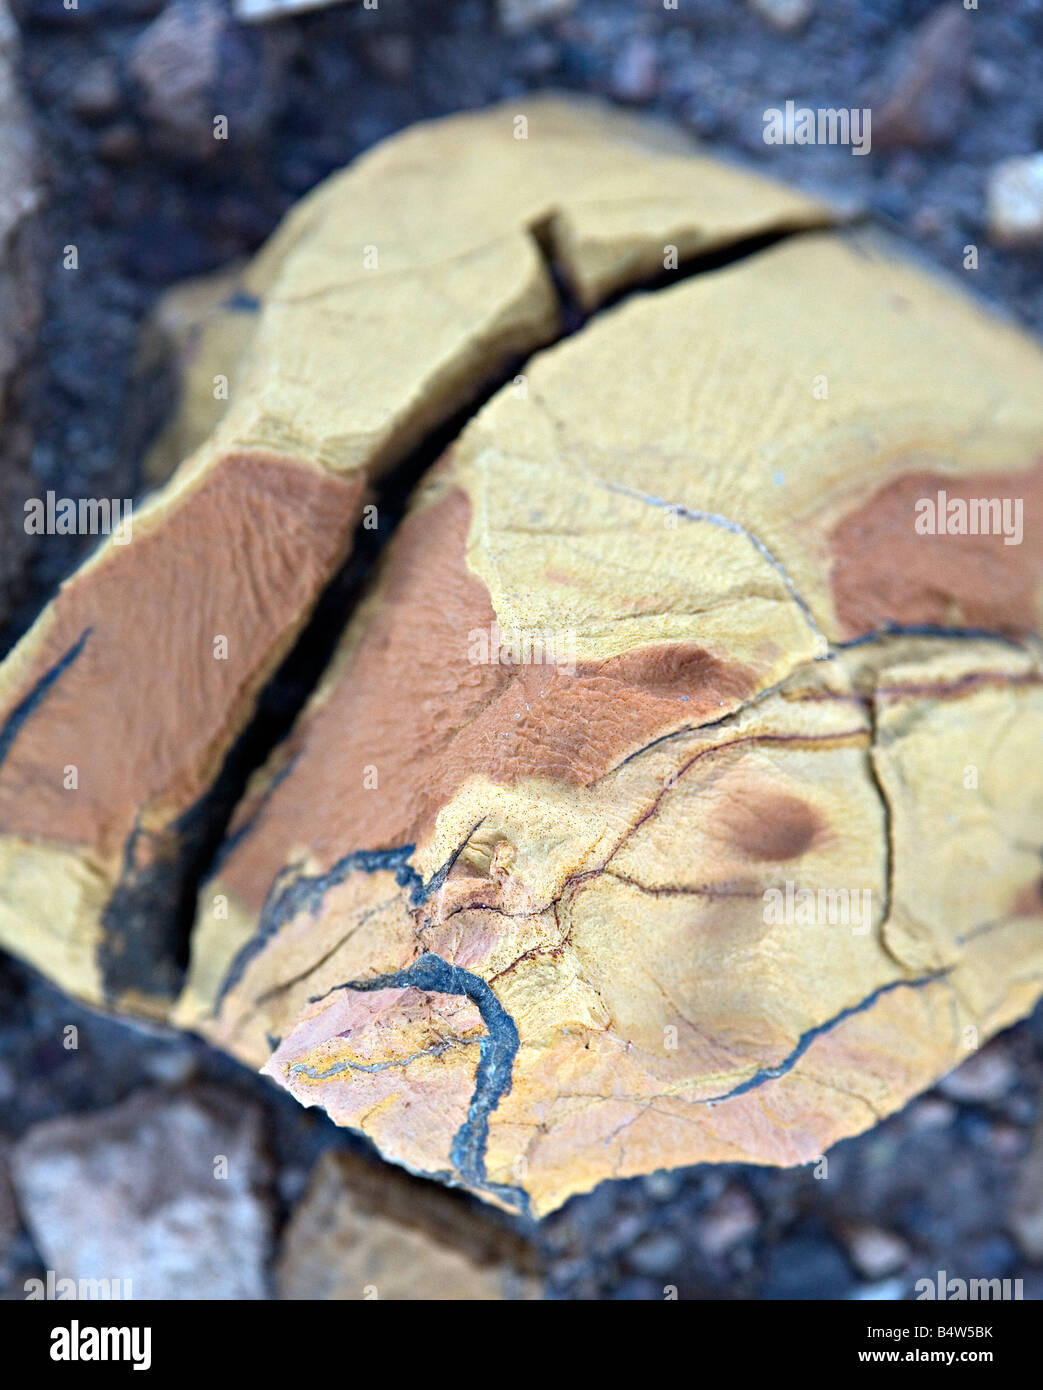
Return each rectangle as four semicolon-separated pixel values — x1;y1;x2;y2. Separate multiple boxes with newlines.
11;1086;273;1299
277;1149;542;1300
0;99;826;1015
181;220;1043;1214
3;99;1042;1220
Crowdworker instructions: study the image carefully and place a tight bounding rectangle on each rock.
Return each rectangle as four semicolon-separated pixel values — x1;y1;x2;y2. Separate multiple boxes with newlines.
987;154;1043;250
909;1096;956;1130
937;1044;1015;1103
129;0;280;163
233;0;348;21
4;100;1043;1220
0;0;42;632
69;59;121;123
186;223;1043;1213
96;123;142;165
1009;1115;1043;1259
359;32;414;84
497;0;575;36
610;36;658;105
762;1231;853;1300
0;99;828;1016
627;1230;682;1277
10;1086;273;1299
841;1224;909;1279
747;0;814;34
698;1187;759;1256
872;6;972;149
277;1150;541;1300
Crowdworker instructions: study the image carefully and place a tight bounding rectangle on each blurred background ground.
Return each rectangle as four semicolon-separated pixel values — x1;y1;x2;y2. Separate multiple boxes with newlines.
1;0;1043;1300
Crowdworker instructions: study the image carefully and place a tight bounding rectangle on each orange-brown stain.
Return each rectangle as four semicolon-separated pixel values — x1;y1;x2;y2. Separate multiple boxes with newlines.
221;486;759;912
830;461;1043;639
717;790;824;862
0;453;364;865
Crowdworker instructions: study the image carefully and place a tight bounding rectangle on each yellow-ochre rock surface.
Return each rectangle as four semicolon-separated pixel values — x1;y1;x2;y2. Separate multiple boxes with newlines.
0;99;826;1013
2;100;1042;1216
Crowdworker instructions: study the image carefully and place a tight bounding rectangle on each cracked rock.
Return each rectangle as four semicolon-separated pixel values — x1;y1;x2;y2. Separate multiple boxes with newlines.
1;99;1042;1218
182;213;1041;1211
10;1086;273;1300
0;98;827;1015
277;1149;542;1300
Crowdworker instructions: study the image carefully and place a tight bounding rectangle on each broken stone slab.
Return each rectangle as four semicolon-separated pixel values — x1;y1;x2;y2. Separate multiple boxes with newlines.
278;1149;542;1300
180;226;1043;1215
0;0;42;633
0;98;829;1015
10;1086;273;1300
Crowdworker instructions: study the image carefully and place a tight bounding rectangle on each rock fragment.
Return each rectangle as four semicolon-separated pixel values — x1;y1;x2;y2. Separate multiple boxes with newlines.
841;1223;909;1280
11;1086;273;1300
0;99;829;1015
937;1044;1015;1104
987;153;1043;250
277;1149;542;1300
182;227;1043;1215
872;6;972;149
747;0;814;34
497;0;576;36
129;0;281;162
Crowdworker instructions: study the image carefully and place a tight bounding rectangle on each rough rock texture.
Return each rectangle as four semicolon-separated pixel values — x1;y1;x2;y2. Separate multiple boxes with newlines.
177;212;1043;1214
10;1086;273;1299
277;1149;542;1299
0;100;826;1014
0;0;41;631
4;98;1043;1220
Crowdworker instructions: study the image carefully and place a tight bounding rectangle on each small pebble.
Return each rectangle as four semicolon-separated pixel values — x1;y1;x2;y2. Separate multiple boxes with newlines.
987;154;1043;249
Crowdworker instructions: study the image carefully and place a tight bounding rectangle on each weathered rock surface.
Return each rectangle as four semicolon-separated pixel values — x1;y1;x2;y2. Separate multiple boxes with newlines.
0;99;825;1013
277;1149;542;1300
0;0;41;632
4;98;1042;1219
11;1086;273;1299
180;226;1043;1216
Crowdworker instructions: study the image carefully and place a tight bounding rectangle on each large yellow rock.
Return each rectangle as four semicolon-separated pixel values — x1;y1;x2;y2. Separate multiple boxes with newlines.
4;99;1041;1218
0;99;825;1012
180;224;1043;1214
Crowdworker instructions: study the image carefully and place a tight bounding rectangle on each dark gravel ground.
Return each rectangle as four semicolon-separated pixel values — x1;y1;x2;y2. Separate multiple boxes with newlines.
2;0;1043;1300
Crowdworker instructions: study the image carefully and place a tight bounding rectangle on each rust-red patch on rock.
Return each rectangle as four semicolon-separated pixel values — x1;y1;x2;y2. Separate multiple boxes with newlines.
220;485;759;912
829;461;1043;639
0;453;364;865
717;790;824;862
